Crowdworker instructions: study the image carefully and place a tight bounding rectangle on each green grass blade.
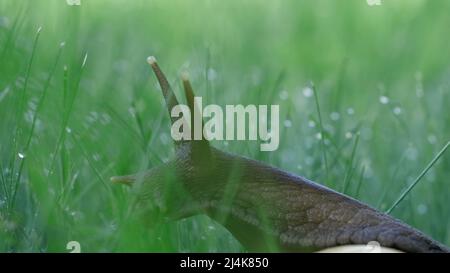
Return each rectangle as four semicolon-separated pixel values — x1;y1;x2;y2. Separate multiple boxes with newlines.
312;82;329;184
386;141;450;214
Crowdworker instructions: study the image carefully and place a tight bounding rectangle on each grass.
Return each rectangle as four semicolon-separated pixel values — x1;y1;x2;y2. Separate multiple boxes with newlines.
1;0;450;252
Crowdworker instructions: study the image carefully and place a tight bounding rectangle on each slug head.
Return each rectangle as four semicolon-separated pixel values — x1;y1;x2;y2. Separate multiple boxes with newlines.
111;57;219;223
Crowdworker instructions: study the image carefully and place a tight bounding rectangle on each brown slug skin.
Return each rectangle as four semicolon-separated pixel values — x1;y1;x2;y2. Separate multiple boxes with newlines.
112;57;450;253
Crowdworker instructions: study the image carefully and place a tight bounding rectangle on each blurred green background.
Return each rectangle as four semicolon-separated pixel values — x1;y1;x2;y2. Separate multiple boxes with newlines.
0;0;449;252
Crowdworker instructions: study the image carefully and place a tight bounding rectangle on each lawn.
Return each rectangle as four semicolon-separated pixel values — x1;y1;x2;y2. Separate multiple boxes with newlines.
0;0;449;252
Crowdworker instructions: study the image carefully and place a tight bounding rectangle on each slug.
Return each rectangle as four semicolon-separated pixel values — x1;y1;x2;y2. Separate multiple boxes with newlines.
111;56;449;253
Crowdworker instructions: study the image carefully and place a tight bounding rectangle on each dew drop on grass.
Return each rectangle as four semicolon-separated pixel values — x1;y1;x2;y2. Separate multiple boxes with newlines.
417;204;428;215
128;107;136;118
207;225;216;231
405;146;418;161
302;87;313;98
0;85;11;102
66;127;72;134
93;153;101;161
283;119;292;128
279;90;289;100
315;132;322;140
18;153;25;159
324;124;335;135
15;77;25;89
346;107;355;115
24;110;34;124
207;68;217;81
87;111;99;123
379;96;389;104
100;113;111;125
330;112;340;121
296;164;303;170
308;120;316;128
345;132;353;139
427;134;437;144
393;106;402;115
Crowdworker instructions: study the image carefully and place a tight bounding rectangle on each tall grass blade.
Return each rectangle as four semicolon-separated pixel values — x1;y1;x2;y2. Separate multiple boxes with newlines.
386;141;450;214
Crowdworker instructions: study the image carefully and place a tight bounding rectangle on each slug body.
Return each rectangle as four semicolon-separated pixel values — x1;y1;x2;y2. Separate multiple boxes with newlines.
112;57;449;253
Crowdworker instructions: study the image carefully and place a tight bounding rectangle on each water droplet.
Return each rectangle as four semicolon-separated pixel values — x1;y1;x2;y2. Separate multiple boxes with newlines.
379;96;389;104
417;204;427;215
207;68;217;81
427;134;437;144
0;85;11;102
283;119;292;128
324;124;335;135
393;107;402;115
302;87;313;98
93;153;101;161
308;120;316;128
128;107;136;118
18;153;25;159
315;132;322;140
208;225;216;231
100;113;111;125
279;90;289;100
330;112;340;121
347;107;355;115
24;110;34;124
405;146;418;161
345;132;353;139
296;164;303;170
87;111;99;123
